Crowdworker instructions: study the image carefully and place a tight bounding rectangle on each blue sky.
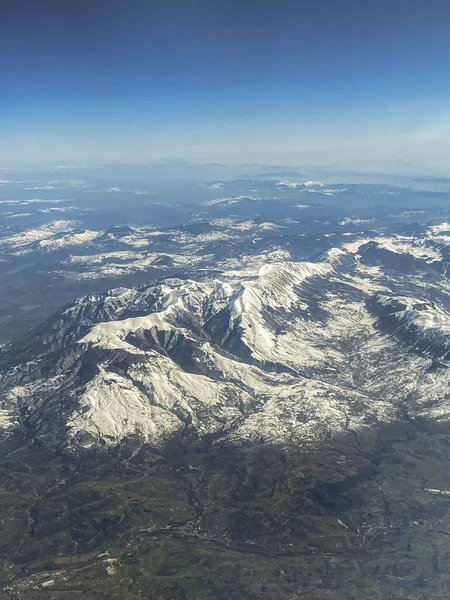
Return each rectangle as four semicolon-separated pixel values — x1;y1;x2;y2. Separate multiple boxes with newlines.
1;0;450;172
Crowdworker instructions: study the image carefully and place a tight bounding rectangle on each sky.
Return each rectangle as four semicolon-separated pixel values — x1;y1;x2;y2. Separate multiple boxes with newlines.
1;0;450;173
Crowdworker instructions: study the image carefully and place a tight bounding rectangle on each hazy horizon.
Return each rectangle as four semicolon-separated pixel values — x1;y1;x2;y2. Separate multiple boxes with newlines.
2;0;450;173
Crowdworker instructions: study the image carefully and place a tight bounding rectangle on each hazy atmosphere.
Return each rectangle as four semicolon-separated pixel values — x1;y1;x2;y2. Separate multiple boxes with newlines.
2;0;450;171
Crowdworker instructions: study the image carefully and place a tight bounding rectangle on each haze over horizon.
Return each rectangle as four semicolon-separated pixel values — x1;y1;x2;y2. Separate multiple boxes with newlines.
2;0;450;173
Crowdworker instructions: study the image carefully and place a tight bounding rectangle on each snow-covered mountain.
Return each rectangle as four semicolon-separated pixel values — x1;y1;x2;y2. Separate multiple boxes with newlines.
2;176;450;598
2;231;450;453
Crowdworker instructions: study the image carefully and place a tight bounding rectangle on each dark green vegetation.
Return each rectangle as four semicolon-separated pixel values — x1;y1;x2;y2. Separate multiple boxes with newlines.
1;418;450;599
